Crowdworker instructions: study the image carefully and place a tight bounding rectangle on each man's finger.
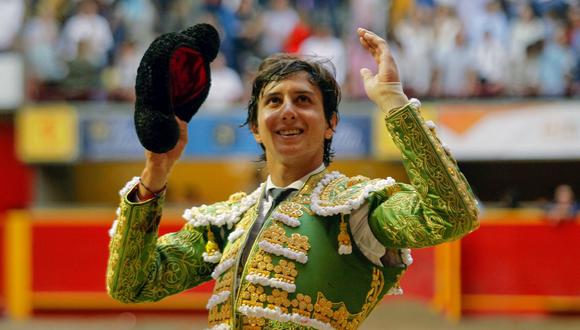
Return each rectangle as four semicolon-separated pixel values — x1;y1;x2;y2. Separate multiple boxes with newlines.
360;68;373;82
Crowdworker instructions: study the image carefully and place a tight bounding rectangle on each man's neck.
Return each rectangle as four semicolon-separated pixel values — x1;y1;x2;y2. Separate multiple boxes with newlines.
267;160;324;187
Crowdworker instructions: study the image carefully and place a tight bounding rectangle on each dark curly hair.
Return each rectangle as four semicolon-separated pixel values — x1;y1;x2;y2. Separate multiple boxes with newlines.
243;54;341;166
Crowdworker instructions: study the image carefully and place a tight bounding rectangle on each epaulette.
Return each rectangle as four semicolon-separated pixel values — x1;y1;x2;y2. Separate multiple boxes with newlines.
182;184;263;229
311;171;398;216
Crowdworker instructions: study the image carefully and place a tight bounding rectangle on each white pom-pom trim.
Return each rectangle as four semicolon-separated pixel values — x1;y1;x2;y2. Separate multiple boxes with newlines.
246;273;296;293
425;120;437;130
442;143;452;154
271;212;301;227
211;258;235;279
338;244;352;255
400;248;413;266
227;228;245;242
108;219;119;238
206;290;231;310
109;177;140;238
409;98;422;110
205;323;231;330
387;286;404;295
119;177;140;197
258;241;308;264
311;173;397;216
203;251;223;264
238;305;334;330
183;184;263;229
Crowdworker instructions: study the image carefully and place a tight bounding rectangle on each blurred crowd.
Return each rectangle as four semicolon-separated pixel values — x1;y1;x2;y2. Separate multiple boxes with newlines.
2;0;580;107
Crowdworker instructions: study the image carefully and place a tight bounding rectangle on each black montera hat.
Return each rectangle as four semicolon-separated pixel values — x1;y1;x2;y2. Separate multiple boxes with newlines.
134;23;220;153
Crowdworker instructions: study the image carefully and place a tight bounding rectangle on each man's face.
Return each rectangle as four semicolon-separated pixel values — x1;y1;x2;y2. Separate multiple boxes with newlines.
251;71;336;167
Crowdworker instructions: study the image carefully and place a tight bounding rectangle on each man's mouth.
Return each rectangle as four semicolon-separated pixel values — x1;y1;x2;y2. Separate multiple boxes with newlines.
277;128;303;136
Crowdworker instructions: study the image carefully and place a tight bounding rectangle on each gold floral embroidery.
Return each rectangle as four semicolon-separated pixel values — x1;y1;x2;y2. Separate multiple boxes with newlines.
209;301;232;327
287;233;309;255
237;268;385;330
274;259;297;284
262;224;311;255
277;202;304;218
385;105;479;241
241;284;268;307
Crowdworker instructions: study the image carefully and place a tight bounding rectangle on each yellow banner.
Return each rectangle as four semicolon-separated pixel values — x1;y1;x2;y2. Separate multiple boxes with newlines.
16;105;78;163
372;104;438;160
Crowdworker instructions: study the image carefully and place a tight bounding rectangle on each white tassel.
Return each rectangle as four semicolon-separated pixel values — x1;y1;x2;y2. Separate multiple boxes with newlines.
400;248;413;266
338;244;352;255
387;286;404;295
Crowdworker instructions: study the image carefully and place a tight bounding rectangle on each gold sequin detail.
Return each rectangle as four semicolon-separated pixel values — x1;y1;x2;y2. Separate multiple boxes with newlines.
262;224;311;255
277;202;304;218
237;268;386;329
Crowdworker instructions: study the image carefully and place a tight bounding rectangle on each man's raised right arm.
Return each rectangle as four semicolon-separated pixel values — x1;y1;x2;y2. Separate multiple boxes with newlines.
106;118;215;303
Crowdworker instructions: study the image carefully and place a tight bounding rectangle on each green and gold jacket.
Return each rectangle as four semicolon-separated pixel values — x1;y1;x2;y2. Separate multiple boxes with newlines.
107;100;479;330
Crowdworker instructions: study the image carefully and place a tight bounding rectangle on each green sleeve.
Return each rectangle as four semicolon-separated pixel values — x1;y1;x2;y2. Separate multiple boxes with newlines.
368;101;479;248
106;191;214;303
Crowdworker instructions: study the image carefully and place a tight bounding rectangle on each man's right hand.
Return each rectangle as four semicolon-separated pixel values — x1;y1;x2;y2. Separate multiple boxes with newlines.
138;117;188;199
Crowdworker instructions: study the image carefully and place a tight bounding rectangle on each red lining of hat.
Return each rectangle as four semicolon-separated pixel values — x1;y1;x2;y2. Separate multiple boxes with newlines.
169;46;208;107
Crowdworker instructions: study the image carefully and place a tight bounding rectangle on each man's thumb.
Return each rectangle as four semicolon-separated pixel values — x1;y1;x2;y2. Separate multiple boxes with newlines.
360;68;373;82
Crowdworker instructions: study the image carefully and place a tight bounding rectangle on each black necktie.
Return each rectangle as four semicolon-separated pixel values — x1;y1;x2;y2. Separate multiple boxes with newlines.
238;187;296;269
269;188;295;211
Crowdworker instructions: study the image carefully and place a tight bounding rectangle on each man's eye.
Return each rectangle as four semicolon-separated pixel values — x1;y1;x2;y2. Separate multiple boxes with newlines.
267;97;281;105
297;95;311;103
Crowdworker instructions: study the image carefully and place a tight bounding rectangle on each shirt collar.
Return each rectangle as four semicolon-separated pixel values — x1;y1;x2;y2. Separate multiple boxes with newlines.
265;163;326;195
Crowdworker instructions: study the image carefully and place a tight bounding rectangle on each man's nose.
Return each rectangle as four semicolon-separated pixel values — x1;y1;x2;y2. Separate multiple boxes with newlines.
280;99;297;120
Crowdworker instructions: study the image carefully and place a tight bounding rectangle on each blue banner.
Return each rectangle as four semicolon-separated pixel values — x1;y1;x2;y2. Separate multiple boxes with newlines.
80;112;370;161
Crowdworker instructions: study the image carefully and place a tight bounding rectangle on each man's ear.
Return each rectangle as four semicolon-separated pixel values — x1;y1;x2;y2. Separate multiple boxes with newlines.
251;123;262;143
325;113;338;139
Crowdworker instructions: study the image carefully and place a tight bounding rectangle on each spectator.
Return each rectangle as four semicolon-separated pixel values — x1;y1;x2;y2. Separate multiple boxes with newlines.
61;38;103;100
260;0;300;55
394;5;435;97
347;0;391;98
546;184;579;223
472;30;508;97
112;0;157;48
539;24;575;96
235;0;264;72
433;30;477;98
299;21;347;85
104;40;141;102
0;0;24;51
22;5;67;84
512;39;543;96
283;10;311;54
205;53;245;109
60;0;114;68
455;0;489;46
509;2;545;63
433;3;463;56
203;0;241;71
567;5;580;95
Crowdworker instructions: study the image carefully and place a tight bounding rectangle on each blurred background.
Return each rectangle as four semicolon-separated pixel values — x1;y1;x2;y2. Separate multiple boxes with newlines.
0;0;579;329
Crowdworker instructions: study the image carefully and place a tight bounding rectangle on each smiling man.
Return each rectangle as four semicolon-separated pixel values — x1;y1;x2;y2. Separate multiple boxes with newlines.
107;28;479;330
